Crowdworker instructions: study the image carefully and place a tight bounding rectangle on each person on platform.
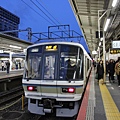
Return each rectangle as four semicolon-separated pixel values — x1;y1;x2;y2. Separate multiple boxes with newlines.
93;60;96;69
115;57;120;87
6;60;10;74
106;61;109;75
18;62;21;69
96;60;104;82
108;59;115;83
1;61;5;71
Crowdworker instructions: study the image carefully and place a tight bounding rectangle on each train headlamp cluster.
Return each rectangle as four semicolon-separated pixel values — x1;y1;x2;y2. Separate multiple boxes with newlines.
62;88;75;93
27;86;37;91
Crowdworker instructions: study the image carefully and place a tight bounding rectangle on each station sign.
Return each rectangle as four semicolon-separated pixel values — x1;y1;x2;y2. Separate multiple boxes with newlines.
0;50;3;53
112;40;120;48
92;50;97;55
110;48;120;54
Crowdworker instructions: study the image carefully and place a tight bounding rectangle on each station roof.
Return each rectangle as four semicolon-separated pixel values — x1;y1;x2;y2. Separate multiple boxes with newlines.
0;33;33;53
69;0;120;56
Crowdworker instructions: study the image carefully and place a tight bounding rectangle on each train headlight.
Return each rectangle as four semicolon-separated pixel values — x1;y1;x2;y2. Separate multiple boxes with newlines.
68;88;75;93
62;88;75;93
27;86;37;91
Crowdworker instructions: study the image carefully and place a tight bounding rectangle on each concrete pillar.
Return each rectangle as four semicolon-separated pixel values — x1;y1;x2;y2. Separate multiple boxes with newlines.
9;52;13;71
4;82;7;91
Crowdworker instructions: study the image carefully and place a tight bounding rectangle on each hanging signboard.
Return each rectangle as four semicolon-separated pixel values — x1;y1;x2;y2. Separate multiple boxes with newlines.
0;50;3;53
92;50;98;55
112;40;120;48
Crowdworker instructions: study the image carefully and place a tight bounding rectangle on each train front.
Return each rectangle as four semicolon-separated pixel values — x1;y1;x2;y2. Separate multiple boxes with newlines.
22;43;84;117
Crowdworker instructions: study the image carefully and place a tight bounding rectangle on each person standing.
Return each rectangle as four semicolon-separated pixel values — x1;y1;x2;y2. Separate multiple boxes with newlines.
115;57;120;87
96;60;104;82
18;62;21;69
1;61;5;71
108;59;115;83
106;61;109;75
6;60;10;74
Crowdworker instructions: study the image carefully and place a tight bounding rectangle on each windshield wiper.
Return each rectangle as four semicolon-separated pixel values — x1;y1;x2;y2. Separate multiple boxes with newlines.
26;77;32;81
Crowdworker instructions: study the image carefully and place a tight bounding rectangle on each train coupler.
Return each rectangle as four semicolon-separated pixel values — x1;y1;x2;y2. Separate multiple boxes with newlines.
43;99;55;113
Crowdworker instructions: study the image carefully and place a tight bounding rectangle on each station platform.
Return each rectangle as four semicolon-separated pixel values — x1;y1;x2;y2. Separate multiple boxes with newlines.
0;69;23;92
77;68;120;120
0;69;23;81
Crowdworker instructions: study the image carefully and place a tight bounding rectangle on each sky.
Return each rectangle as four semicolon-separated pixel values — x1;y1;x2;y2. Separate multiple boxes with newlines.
0;0;90;53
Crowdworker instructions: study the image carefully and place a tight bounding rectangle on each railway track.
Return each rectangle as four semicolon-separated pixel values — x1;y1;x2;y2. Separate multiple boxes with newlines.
38;114;77;120
0;86;77;120
0;86;23;108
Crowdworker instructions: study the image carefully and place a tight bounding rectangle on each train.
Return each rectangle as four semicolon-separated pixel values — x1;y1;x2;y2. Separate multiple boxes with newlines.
22;41;92;117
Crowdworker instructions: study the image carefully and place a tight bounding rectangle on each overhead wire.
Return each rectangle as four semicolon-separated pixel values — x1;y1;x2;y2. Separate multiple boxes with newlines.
21;0;79;42
36;0;61;25
30;0;57;25
31;0;70;37
21;0;54;25
37;0;71;37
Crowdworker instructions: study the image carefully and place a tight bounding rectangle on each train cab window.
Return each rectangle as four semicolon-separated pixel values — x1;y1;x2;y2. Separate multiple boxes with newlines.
24;47;42;79
26;55;41;79
43;54;56;80
59;45;84;80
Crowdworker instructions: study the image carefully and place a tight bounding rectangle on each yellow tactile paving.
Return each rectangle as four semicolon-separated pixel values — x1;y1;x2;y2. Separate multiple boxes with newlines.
99;79;120;120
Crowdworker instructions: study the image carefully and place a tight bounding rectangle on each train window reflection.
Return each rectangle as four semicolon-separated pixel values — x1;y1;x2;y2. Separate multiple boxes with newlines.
59;45;83;80
26;53;41;79
43;55;55;79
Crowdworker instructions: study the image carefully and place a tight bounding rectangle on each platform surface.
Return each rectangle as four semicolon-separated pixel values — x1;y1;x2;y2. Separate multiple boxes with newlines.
0;69;23;80
77;68;120;120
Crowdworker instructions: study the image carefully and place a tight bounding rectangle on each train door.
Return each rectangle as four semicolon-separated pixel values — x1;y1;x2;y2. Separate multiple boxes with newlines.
41;53;58;98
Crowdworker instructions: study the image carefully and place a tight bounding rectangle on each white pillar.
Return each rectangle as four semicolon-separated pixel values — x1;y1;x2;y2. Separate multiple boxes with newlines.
103;31;106;83
9;52;13;71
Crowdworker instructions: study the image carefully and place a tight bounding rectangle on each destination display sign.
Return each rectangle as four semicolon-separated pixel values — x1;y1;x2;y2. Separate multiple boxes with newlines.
45;45;57;51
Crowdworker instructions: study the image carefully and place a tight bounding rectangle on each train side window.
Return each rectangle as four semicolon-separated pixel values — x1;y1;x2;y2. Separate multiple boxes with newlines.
75;49;84;80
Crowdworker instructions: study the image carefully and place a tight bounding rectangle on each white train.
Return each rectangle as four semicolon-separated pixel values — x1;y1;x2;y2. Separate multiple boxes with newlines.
22;41;92;117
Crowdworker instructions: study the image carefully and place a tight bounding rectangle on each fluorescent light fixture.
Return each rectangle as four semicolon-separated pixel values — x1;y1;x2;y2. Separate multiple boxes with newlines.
4;50;11;53
97;47;99;51
92;50;98;55
112;0;118;7
9;45;21;49
100;38;103;41
104;19;110;31
99;42;101;46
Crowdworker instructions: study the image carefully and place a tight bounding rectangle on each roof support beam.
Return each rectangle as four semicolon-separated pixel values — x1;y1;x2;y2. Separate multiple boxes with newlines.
76;12;98;16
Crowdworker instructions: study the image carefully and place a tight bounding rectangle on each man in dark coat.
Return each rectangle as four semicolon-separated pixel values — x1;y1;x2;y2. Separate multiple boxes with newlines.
6;60;10;74
96;60;104;82
115;57;120;87
108;59;115;83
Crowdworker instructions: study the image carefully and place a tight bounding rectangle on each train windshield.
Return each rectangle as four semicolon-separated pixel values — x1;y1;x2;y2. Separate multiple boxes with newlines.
59;45;83;80
24;44;83;80
43;54;56;79
25;47;42;79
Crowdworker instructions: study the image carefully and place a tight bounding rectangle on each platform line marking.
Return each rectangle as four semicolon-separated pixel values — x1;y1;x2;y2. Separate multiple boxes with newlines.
76;70;92;120
99;79;120;120
111;87;114;90
85;74;95;120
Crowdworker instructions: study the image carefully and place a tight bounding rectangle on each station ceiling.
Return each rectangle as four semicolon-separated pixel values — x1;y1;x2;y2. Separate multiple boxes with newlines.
69;0;120;56
0;33;32;53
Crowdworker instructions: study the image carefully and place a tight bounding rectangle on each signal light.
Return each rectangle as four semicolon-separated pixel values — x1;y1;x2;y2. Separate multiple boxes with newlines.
27;86;35;91
68;88;75;93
